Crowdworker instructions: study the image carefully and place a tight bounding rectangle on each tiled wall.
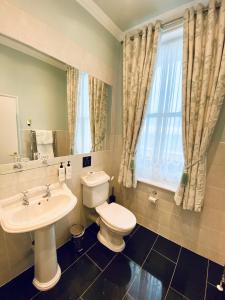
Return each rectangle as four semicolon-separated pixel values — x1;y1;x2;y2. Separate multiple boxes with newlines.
0;151;113;286
113;102;225;266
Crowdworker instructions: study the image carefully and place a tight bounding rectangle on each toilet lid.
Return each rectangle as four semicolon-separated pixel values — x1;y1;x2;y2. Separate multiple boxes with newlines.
96;203;136;231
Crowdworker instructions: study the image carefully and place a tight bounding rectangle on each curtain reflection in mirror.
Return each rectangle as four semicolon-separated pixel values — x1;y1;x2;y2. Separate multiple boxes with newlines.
89;76;107;152
67;66;79;154
67;66;108;154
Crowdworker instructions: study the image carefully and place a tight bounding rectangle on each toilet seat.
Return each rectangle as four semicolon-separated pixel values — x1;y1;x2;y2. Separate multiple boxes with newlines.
96;203;136;232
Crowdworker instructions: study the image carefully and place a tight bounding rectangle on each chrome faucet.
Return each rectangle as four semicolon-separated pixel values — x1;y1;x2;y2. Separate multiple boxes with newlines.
43;184;51;198
13;163;23;170
22;191;29;206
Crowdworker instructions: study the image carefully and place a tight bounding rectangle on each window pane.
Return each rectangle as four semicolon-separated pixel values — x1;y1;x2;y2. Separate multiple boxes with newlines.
75;72;92;154
136;26;184;191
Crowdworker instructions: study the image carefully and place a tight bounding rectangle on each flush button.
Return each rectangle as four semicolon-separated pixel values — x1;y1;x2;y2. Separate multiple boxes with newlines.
83;156;91;168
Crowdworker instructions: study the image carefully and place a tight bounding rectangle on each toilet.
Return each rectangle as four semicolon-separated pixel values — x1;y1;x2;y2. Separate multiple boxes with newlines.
81;171;136;252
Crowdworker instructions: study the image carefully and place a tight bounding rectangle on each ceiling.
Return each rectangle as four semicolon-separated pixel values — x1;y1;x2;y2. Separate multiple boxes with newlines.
93;0;193;31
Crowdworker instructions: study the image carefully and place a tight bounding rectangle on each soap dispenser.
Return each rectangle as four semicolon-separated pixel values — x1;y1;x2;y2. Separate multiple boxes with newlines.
58;162;65;182
66;161;72;180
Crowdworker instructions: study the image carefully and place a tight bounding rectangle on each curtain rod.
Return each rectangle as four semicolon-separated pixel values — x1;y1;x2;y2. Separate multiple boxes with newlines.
121;2;221;44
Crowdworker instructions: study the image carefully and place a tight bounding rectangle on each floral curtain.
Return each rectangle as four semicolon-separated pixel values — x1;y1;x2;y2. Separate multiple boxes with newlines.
175;0;225;211
88;76;107;152
67;66;79;154
118;22;161;188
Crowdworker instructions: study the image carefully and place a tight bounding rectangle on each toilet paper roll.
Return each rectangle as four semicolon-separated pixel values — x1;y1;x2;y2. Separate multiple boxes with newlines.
148;196;158;204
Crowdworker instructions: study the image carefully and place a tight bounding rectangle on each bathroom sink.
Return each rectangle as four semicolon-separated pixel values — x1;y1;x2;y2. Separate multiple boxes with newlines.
0;182;77;291
0;182;77;233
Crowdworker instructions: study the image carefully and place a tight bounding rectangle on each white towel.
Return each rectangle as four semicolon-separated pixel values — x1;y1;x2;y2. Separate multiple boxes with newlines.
35;130;54;159
36;130;53;145
37;144;54;159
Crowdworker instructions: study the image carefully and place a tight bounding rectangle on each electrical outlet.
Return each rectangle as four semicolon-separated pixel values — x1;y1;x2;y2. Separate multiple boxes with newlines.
83;156;91;168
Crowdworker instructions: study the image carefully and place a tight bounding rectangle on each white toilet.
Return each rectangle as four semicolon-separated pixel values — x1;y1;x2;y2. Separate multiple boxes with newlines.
81;171;136;252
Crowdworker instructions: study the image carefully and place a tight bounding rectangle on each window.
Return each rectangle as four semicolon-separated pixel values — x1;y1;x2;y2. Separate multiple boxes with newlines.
75;72;92;153
136;26;184;191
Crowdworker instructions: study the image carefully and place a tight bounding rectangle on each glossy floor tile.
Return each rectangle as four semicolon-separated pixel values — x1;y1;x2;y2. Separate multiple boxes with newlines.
82;254;140;300
0;223;224;300
57;225;97;272
208;261;224;286
123;293;136;300
124;224;140;242
165;288;189;300
0;267;38;300
153;236;181;263
171;248;208;300
123;226;157;265
205;283;225;300
34;255;100;300
86;242;115;269
128;250;175;300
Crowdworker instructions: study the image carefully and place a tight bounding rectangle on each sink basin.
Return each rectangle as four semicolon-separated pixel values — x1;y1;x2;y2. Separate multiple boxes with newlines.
0;183;77;233
0;182;77;291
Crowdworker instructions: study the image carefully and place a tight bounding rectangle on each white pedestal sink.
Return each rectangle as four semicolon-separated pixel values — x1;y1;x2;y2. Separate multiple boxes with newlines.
0;183;77;291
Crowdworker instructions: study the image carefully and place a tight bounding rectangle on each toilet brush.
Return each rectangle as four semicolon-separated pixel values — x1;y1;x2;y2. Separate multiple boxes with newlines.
109;186;116;203
108;176;116;204
217;265;225;292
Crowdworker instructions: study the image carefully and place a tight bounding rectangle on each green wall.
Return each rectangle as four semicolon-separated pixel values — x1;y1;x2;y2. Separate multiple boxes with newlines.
0;44;67;130
7;0;123;134
8;0;121;71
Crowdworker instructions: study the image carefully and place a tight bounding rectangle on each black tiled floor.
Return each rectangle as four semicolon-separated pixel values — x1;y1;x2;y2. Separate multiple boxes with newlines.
208;260;224;286
153;236;181;263
205;283;225;300
171;248;208;300
123;226;157;265
87;223;99;236
34;255;100;300
0;224;224;300
128;250;175;300
57;224;97;272
82;254;140;300
87;242;115;269
123;293;136;300
124;224;140;242
0;267;38;300
165;288;189;300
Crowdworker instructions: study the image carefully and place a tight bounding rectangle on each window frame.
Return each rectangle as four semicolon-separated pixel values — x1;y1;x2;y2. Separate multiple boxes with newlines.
135;25;184;192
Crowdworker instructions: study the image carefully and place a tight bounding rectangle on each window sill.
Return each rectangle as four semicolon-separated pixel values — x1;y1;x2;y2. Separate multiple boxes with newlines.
137;177;177;193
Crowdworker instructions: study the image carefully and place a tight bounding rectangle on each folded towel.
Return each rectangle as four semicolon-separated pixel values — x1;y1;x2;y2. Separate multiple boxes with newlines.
37;144;54;159
36;130;53;145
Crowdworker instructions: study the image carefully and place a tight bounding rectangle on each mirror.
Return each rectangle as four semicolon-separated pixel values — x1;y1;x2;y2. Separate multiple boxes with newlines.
0;36;112;165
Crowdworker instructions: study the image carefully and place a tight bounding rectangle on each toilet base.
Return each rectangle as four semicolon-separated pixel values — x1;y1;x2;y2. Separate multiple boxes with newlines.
97;231;125;252
97;217;129;252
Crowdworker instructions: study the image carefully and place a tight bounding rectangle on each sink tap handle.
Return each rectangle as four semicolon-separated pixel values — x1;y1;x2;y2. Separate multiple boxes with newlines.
21;191;29;205
43;184;51;198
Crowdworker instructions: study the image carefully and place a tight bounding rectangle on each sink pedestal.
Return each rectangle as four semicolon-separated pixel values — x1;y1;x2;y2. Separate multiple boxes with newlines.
33;224;61;291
